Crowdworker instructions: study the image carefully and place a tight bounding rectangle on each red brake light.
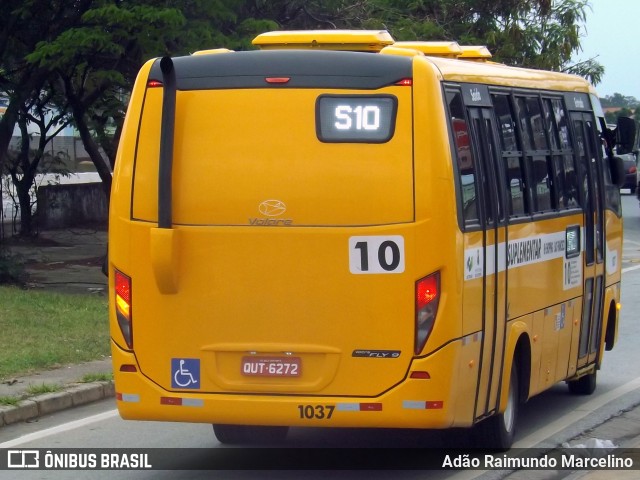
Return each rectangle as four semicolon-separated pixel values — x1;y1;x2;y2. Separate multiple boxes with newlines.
115;271;131;304
265;77;291;84
114;270;133;349
415;272;440;354
395;78;413;86
417;275;438;308
147;80;163;88
630;165;637;174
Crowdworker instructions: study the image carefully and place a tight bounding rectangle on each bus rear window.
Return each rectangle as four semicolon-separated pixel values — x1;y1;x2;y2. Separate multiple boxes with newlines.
316;95;397;143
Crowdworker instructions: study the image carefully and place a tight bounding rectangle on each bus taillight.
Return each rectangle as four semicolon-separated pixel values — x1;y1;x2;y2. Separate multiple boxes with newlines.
115;269;133;349
415;272;440;354
395;78;413;86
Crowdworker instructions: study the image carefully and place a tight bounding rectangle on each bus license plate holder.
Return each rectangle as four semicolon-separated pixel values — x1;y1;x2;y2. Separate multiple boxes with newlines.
241;356;301;377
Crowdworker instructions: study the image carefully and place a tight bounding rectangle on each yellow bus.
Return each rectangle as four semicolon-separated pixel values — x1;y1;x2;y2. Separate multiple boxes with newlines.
108;30;626;449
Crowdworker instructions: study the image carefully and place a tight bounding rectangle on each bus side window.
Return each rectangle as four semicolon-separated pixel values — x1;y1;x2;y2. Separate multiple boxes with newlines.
543;98;567;209
447;90;480;227
492;94;528;217
542;98;580;210
516;96;554;213
551;98;580;208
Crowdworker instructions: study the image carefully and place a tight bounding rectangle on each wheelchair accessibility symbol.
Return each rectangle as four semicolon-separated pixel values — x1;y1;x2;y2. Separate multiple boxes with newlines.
171;358;200;389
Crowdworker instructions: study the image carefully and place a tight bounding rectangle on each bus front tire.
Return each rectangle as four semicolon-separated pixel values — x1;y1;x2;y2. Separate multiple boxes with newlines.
213;424;289;445
475;364;519;451
567;371;597;395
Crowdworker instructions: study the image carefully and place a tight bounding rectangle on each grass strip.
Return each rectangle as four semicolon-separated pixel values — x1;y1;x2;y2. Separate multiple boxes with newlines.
25;383;62;395
0;286;109;380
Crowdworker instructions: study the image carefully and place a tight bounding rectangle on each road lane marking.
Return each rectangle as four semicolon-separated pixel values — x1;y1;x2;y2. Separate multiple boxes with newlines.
622;264;640;274
0;409;118;448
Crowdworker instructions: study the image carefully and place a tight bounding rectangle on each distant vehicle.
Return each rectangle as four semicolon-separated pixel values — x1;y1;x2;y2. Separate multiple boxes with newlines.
621;155;637;193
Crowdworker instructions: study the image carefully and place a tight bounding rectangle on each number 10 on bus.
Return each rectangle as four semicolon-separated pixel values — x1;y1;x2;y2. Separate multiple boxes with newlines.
349;236;405;274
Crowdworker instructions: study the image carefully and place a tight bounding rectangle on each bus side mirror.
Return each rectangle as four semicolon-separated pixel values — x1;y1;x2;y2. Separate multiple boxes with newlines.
616;116;636;155
610;155;626;188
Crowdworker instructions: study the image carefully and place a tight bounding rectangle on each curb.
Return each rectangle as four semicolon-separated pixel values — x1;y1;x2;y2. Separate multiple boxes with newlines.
0;381;114;427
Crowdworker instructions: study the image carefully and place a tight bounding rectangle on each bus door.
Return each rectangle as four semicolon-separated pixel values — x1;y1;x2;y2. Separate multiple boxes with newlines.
570;106;605;369
464;86;508;420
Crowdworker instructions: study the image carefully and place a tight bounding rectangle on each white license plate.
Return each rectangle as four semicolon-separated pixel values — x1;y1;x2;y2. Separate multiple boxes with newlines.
241;356;301;377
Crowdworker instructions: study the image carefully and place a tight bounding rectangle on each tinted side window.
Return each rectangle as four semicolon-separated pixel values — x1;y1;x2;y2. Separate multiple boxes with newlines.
543;98;580;209
447;90;480;227
527;97;548;150
516;96;554;212
493;94;528;217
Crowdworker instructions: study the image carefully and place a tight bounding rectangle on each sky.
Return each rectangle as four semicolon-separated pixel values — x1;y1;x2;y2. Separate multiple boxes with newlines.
578;0;640;99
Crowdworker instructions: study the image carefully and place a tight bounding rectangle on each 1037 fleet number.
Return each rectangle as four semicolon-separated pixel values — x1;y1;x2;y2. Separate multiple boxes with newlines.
297;404;335;420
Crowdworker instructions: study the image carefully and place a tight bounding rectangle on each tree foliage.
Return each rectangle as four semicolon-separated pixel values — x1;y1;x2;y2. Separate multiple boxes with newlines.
2;0;270;201
25;2;198;196
0;0;86;176
237;0;601;80
5;80;71;236
600;93;640;109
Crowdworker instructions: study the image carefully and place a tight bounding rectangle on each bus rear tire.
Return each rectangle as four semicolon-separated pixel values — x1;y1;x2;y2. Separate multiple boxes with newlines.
475;364;519;451
567;371;597;395
213;424;289;445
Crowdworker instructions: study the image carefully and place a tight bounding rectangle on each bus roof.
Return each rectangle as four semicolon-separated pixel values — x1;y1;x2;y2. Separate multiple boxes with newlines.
427;55;591;93
182;30;594;95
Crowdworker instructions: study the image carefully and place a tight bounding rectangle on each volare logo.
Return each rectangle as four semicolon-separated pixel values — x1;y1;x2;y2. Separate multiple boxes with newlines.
258;200;286;217
251;199;293;226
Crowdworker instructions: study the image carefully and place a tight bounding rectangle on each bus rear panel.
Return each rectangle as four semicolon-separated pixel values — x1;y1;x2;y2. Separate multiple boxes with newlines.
110;48;464;429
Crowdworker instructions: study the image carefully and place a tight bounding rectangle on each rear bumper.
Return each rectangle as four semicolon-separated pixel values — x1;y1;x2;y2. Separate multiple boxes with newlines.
111;339;472;430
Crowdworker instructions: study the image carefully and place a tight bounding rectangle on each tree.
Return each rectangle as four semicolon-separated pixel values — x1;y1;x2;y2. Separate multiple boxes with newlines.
0;0;88;177
25;1;273;199
600;93;640;109
26;3;190;198
4;81;71;236
360;0;599;78
236;1;367;31
563;57;604;86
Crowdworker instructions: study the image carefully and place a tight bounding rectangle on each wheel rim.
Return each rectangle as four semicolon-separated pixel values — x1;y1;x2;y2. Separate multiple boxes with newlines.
503;377;516;433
